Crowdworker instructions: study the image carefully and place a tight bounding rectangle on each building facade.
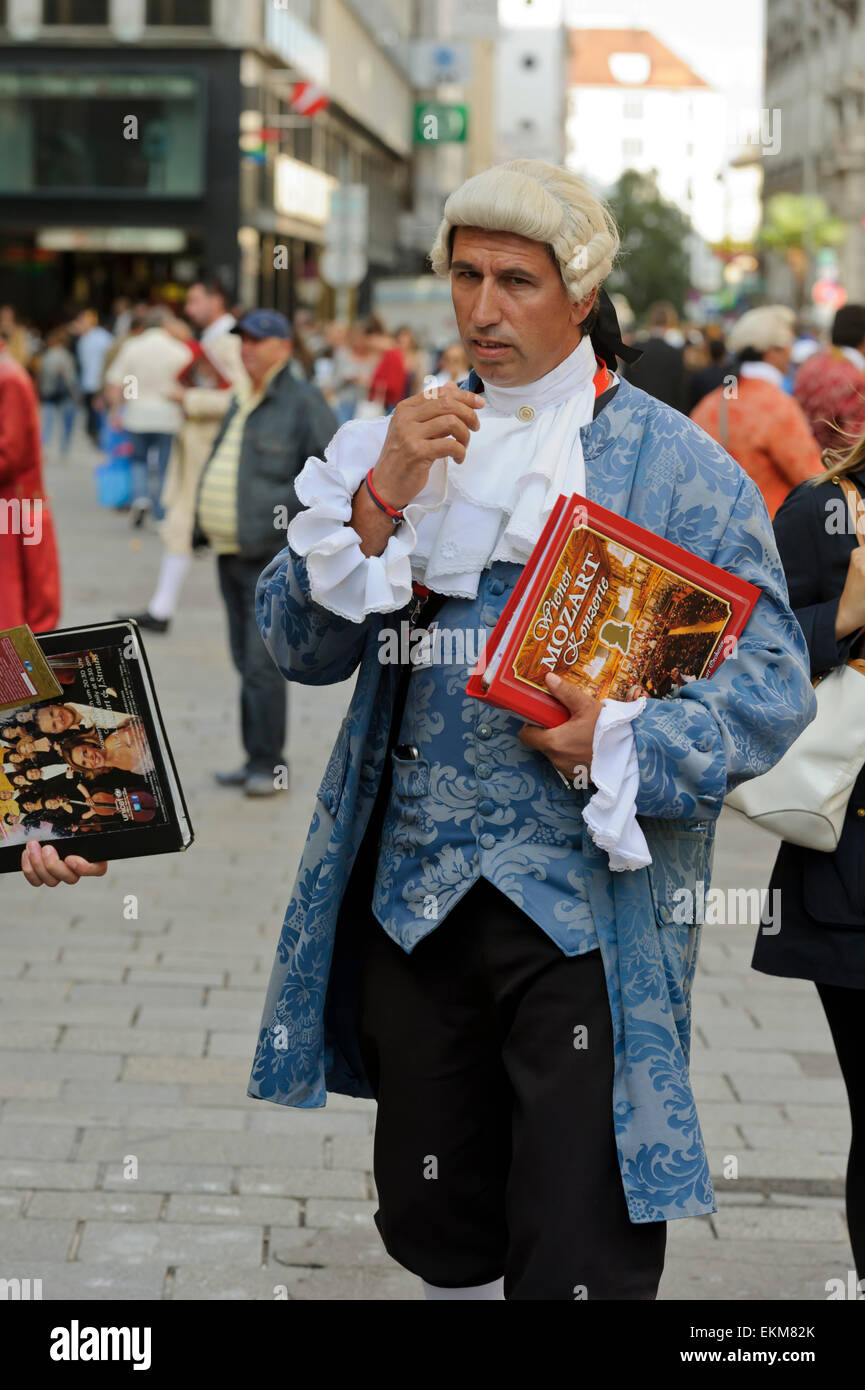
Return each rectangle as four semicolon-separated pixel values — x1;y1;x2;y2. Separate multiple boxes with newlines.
763;0;865;303
0;0;415;322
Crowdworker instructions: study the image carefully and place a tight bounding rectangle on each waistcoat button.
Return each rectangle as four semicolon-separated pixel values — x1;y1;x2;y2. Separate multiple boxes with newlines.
489;578;505;596
480;832;496;850
477;723;492;740
476;764;491;779
478;798;495;817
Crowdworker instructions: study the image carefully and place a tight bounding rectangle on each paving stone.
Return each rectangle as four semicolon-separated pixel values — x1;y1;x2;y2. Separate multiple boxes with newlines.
0;982;70;1003
328;1134;375;1170
740;1124;850;1154
23;963;127;984
0;1079;61;1100
164;1194;301;1225
100;1164;233;1195
0;1192;23;1218
0;1218;76;1261
21;1261;169;1301
794;1052;844;1079
180;1084;259;1109
785;1104;851;1129
246;1109;374;1135
767;1192;847;1210
694;1101;788;1127
76;1220;262;1265
689;1048;802;1076
135;1008;260;1034
26;1191;163;1221
269;1226;391;1269
0;1160;100;1190
688;1073;738;1101
121;1056;249;1085
168;1264;306;1300
236;1167;368;1200
728;1075;848;1106
204;1032;259;1059
77;1127;324;1167
304;1199;379;1230
58;1027;207;1057
0;1125;77;1160
60;1081;185;1107
282;1266;422;1300
68;983;206;1007
1;1004;134;1028
2;1101;247;1132
711;1207;848;1242
660;1250;850;1301
0;1024;61;1049
125;969;228;987
711;1148;846;1181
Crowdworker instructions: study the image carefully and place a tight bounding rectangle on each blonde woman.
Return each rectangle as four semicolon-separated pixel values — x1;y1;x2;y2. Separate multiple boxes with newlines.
752;423;865;1277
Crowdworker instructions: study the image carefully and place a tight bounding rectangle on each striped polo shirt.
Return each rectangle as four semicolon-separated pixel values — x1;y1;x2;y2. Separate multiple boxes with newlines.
197;361;283;555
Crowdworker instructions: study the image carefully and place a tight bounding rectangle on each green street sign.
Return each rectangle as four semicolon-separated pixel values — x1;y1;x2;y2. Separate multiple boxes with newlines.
414;102;469;144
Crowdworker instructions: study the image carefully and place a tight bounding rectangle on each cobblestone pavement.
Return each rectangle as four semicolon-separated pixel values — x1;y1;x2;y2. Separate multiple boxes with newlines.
0;430;855;1300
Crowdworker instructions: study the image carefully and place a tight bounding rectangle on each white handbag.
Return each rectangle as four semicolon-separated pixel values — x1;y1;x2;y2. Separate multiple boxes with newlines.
725;476;865;851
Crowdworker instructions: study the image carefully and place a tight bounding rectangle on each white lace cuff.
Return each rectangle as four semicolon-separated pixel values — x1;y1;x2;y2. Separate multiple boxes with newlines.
582;697;652;872
286;421;448;622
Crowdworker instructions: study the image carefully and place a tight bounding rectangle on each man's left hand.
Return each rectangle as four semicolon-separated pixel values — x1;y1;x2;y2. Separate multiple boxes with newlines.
518;672;603;782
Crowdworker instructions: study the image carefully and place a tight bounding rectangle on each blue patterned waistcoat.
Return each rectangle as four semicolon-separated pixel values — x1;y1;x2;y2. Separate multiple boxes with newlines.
371;559;599;956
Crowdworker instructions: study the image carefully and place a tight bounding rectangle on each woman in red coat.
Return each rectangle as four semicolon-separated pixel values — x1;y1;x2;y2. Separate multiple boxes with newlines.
0;339;61;631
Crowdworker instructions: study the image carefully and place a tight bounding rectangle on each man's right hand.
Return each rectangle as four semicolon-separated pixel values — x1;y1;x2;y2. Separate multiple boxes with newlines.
370;382;486;510
351;383;485;557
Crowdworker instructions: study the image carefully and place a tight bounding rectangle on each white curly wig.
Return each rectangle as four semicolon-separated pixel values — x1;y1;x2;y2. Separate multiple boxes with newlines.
428;159;620;303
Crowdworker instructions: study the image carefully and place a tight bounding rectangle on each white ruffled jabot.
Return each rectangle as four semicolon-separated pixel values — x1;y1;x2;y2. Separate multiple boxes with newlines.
289;336;600;618
286;336;650;873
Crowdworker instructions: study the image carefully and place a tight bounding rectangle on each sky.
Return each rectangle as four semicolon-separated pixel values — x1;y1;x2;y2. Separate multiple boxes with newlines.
564;0;767;117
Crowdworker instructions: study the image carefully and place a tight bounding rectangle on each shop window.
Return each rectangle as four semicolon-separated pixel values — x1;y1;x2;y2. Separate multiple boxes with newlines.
0;71;204;196
146;0;211;22
43;0;108;21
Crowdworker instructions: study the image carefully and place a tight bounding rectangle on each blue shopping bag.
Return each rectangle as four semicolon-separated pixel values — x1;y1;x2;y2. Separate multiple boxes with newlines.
94;423;134;509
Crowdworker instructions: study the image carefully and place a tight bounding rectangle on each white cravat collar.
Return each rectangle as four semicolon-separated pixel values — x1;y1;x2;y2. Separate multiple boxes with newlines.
479;336;597;417
740;360;785;389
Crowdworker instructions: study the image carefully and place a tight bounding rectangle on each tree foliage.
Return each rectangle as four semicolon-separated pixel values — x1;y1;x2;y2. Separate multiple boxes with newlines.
604;168;693;320
759;193;846;253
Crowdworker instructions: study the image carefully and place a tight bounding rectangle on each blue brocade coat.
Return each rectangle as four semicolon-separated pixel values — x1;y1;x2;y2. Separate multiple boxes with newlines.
247;377;816;1223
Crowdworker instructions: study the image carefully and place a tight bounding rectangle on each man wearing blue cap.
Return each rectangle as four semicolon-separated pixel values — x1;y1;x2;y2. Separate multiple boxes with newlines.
193;309;338;796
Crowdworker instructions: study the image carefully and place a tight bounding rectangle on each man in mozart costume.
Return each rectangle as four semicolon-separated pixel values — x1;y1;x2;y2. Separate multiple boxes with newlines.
248;161;815;1300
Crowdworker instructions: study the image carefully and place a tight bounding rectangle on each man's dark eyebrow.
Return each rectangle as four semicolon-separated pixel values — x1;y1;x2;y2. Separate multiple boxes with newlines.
450;260;540;280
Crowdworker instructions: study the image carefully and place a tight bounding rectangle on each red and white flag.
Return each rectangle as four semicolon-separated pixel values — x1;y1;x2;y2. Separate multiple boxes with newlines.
290;82;329;117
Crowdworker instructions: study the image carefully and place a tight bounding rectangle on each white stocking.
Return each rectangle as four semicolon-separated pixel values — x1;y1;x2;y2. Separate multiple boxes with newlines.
149;552;191;621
